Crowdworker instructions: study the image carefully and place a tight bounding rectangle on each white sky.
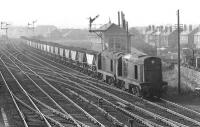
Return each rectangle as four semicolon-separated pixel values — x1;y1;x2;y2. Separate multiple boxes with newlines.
0;0;199;28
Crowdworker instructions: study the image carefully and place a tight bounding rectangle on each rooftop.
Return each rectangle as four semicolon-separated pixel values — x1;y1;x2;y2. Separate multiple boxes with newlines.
194;31;200;36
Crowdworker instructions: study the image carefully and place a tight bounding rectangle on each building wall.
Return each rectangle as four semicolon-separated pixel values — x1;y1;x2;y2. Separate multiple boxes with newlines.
148;33;156;47
168;30;178;48
162;35;169;47
180;35;189;45
188;27;199;48
194;35;200;48
103;24;131;53
153;34;161;48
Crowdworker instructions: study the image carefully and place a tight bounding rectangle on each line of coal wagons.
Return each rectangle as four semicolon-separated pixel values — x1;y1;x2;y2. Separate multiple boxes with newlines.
21;37;167;98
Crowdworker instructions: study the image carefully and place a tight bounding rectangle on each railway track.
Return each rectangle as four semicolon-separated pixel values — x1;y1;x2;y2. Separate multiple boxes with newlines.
16;41;200;126
10;42;172;126
5;42;188;127
1;48;118;127
0;57;48;127
3;39;200;127
5;39;152;126
3;41;154;127
0;72;27;127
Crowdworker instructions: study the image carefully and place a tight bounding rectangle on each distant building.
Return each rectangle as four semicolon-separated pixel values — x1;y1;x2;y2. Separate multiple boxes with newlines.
180;25;198;48
167;29;178;49
89;23;131;53
144;25;155;46
145;25;173;48
194;31;200;48
180;31;189;46
161;26;173;48
145;24;199;50
152;30;162;48
188;26;199;48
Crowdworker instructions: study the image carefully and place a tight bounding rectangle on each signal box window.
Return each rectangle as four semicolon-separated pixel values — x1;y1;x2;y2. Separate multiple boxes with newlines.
116;43;121;50
134;65;138;80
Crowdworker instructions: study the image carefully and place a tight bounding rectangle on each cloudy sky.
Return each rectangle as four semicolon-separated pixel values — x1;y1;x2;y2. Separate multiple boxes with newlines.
0;0;199;28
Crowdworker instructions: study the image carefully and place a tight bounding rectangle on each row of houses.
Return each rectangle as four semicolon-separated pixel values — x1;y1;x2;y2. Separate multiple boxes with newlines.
144;25;200;50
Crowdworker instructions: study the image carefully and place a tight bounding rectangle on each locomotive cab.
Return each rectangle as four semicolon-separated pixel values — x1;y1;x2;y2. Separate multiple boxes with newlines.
122;53;167;98
141;57;167;97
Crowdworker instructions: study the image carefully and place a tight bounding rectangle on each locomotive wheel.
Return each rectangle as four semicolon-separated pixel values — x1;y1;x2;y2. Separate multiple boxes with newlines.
108;78;114;85
131;86;140;96
98;73;103;80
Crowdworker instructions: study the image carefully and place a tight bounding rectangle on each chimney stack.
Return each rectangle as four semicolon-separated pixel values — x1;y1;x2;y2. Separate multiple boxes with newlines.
121;11;123;28
118;11;120;26
126;21;128;32
121;11;126;29
149;25;151;31
160;25;163;32
184;24;187;31
152;25;155;31
165;26;168;32
189;25;192;32
170;26;172;32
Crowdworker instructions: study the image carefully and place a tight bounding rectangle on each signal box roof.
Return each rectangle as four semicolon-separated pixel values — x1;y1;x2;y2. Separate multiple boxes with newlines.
90;23;126;32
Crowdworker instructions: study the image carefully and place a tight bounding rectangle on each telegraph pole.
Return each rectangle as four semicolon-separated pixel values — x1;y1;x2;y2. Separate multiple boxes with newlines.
28;20;37;36
177;10;181;94
32;20;37;32
1;22;10;38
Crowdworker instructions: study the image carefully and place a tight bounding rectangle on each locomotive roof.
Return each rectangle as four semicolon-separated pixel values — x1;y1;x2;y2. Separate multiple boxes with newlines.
123;49;149;63
123;54;160;64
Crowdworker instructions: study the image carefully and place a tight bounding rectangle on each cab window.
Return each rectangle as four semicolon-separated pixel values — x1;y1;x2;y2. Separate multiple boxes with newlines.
134;65;138;79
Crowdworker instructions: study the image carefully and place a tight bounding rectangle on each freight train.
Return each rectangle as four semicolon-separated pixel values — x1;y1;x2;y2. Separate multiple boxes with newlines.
21;36;167;98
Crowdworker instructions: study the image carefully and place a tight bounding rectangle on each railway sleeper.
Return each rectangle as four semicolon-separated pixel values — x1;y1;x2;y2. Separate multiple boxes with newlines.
66;88;126;127
46;77;158;127
29;94;79;125
14;94;66;127
15;46;186;126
